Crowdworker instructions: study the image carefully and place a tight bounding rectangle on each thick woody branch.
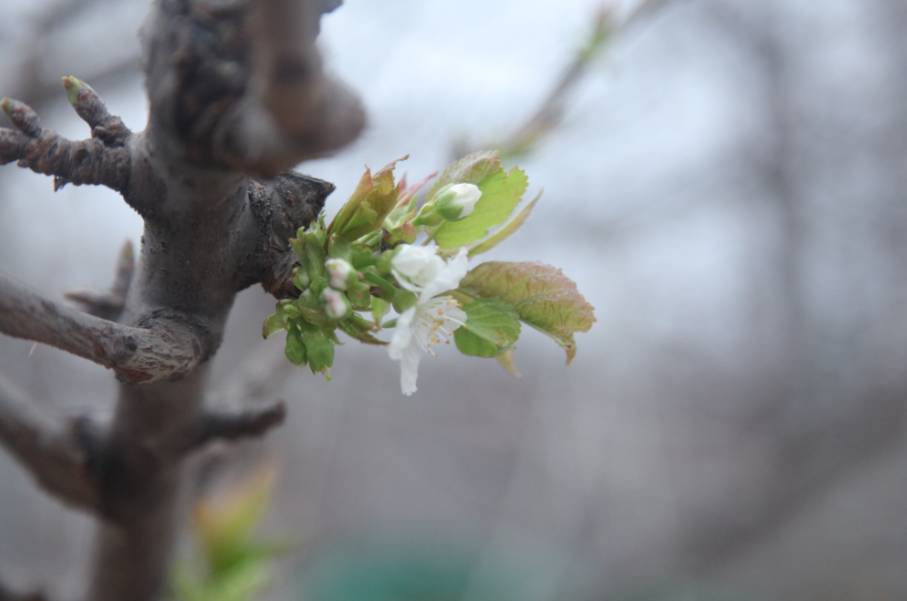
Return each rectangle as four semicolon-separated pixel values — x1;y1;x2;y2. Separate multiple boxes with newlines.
0;275;210;384
249;171;333;295
0;80;132;193
65;240;135;320
242;0;365;170
0;374;100;515
142;0;364;176
146;343;296;464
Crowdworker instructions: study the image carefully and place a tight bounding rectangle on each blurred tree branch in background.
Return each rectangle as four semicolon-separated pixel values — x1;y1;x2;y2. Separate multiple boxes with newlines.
457;0;677;160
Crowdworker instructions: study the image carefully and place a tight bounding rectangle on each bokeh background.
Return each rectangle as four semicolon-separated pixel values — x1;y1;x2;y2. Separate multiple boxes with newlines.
2;1;906;600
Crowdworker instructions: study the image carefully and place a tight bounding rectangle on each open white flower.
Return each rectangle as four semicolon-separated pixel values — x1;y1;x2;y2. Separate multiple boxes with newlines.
388;245;469;395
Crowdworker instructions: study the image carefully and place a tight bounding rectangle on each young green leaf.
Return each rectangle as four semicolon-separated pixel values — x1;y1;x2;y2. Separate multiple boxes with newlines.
193;464;277;574
453;299;521;358
261;312;286;339
433;166;529;251
329;159;404;242
459;262;595;363
426;150;501;197
284;329;307;366
300;323;335;375
467;190;541;257
338;314;386;345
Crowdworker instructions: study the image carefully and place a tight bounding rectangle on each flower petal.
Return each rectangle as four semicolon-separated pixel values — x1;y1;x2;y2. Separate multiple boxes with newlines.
388;307;416;360
399;342;422;395
418;248;468;301
392;244;445;288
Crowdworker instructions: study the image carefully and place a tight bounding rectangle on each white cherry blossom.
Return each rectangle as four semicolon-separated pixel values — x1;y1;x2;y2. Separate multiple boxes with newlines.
388;245;469;395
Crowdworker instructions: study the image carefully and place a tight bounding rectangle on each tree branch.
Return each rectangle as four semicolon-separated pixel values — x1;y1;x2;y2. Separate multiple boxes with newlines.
141;0;365;177
459;0;676;158
244;0;365;169
0;275;210;384
0;374;100;515
151;400;286;462
250;171;334;296
65;240;135;320
0;78;131;193
0;3;356;600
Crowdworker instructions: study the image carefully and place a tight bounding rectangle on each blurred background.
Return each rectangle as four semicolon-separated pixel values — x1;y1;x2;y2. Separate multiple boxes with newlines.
1;0;906;599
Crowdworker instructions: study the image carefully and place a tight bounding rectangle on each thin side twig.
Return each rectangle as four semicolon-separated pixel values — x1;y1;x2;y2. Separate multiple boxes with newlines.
0;80;132;193
462;0;676;158
152;400;287;462
65;240;135;320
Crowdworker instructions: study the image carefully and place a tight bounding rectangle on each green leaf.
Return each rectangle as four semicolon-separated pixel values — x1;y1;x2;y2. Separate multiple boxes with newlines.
433;162;529;251
426;150;501;198
454;299;521;358
194;465;277;574
468;189;541;257
338;314;387;346
459;262;595;363
329;159;404;242
370;296;390;324
205;557;272;601
301;231;328;292
284;329;307;366
496;348;521;378
300;323;335;375
262;312;286;339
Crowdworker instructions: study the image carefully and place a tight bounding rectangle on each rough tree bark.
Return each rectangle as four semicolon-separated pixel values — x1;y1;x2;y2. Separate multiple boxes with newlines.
0;1;364;600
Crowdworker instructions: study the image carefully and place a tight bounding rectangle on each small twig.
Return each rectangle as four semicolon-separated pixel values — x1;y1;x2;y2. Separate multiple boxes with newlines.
29;0;111;33
152;400;287;462
65;240;135;320
16;54;141;112
0;275;209;384
1;78;132;193
460;0;675;159
0;374;100;515
185;342;300;491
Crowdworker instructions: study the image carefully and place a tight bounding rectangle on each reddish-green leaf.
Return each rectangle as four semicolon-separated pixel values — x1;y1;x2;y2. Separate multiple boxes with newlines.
460;262;595;363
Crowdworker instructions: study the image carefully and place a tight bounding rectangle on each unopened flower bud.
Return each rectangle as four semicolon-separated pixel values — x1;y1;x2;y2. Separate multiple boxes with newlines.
321;288;351;319
325;258;355;290
434;183;481;221
412;183;482;227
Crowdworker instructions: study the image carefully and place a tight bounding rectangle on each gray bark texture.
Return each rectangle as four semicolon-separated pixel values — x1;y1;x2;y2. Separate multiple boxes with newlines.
0;1;364;599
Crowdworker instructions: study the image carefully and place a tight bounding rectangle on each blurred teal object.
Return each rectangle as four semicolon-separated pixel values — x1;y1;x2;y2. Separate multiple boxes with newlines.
299;539;569;601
